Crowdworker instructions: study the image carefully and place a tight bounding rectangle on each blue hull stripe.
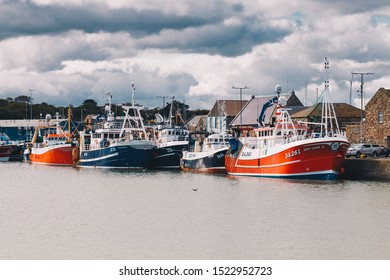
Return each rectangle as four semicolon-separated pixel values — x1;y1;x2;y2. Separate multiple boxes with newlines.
78;152;119;163
77;145;154;169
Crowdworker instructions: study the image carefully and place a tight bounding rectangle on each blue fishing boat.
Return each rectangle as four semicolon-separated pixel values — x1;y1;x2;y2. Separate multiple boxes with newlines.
151;97;189;168
76;90;156;169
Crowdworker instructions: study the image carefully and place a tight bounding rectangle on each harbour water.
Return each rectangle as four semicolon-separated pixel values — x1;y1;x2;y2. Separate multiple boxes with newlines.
1;162;390;260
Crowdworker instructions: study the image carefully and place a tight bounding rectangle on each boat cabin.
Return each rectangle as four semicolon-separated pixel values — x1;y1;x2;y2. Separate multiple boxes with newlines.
44;133;70;145
157;128;189;143
202;133;232;151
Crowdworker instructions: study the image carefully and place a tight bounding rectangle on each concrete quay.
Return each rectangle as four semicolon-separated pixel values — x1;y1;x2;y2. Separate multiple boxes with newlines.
342;158;390;181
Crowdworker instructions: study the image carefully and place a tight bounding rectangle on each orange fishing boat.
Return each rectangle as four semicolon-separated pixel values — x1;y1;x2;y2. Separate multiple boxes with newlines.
29;109;74;166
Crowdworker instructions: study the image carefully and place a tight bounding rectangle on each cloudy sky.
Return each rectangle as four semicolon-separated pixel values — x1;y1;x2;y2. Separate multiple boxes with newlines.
0;0;389;110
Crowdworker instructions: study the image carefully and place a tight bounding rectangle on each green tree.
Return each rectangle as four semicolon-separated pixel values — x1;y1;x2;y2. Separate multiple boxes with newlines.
82;99;98;107
81;99;101;115
14;95;31;103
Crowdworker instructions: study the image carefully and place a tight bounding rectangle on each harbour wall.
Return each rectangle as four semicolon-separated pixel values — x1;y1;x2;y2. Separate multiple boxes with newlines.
342;158;390;181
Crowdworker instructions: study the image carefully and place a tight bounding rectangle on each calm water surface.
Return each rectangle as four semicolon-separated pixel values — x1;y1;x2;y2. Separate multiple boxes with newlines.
1;162;390;260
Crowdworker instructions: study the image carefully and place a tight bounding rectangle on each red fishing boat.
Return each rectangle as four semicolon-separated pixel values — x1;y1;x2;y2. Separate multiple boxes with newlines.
29;110;74;166
225;58;350;179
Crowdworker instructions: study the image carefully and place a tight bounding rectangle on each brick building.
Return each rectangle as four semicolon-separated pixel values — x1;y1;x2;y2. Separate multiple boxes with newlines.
358;87;390;147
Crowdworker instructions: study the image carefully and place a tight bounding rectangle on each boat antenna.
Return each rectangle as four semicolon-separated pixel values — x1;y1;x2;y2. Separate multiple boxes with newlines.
131;82;135;106
105;92;112;116
324;56;329;90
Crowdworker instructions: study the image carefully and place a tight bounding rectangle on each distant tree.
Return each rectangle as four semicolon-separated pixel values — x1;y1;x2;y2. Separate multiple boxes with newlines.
0;99;8;107
14;95;31;103
6;97;13;102
8;102;26;119
82;99;98;107
81;99;100;115
0;107;7;119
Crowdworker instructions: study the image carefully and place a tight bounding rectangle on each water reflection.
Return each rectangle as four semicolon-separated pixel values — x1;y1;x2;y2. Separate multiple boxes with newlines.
1;162;390;259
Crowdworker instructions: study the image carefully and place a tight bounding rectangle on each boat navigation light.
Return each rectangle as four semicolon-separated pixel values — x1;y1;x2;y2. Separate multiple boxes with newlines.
278;96;287;106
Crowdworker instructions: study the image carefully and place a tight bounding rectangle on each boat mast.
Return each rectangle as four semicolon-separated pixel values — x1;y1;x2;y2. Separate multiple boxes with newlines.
321;57;341;136
168;96;174;127
68;105;71;139
119;82;149;140
55;112;60;135
218;100;225;133
131;82;135;106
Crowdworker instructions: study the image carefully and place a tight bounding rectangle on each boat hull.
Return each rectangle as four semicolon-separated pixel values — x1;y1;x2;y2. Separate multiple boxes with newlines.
180;146;228;173
30;144;73;166
152;142;188;169
77;141;155;169
0;144;23;162
225;137;349;180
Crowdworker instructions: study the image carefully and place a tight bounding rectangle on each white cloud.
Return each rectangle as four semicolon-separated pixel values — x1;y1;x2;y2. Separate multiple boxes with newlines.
1;1;390;111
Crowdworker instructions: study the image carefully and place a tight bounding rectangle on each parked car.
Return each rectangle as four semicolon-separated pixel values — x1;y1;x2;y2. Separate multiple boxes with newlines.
346;143;383;158
378;146;390;157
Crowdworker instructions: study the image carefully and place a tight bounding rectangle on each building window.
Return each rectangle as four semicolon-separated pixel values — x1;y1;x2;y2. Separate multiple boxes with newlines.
378;111;384;124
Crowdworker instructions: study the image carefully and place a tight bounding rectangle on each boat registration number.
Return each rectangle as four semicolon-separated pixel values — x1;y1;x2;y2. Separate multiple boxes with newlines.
285;149;301;159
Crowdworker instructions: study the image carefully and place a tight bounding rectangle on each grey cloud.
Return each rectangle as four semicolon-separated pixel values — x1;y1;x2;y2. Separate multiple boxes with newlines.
0;1;293;57
0;0;224;40
138;17;294;57
317;0;388;13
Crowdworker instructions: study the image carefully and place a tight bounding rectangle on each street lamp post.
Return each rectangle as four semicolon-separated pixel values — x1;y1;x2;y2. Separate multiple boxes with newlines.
29;89;35;120
232;85;249;128
157;95;170;116
351;72;374;143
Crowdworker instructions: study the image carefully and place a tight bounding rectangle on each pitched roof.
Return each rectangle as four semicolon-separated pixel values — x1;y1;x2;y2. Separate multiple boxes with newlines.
366;88;390;109
229;96;276;126
229;92;304;127
186;114;207;126
208;100;249;117
291;103;362;118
